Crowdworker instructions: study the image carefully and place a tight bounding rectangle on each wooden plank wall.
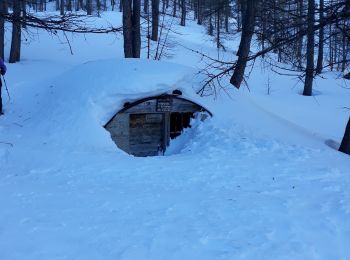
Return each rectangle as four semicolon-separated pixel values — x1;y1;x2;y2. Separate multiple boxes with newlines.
105;113;130;153
129;114;164;157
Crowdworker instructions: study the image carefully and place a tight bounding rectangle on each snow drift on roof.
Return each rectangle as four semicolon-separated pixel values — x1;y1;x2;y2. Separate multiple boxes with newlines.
32;59;210;150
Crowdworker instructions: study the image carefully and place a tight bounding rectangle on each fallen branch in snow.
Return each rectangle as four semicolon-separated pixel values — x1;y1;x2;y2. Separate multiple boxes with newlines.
12;122;24;128
0;141;14;147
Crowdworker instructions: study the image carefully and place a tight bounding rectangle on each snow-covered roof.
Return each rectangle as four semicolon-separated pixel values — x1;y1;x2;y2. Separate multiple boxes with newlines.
41;59;211;148
52;59;210;124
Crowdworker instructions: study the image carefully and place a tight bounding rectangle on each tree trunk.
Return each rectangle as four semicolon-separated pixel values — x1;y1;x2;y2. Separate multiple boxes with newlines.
224;2;229;33
86;0;92;15
22;0;26;29
0;0;7;60
151;0;159;41
216;6;220;49
303;0;315;96
197;0;202;25
67;0;72;11
208;0;213;35
341;20;347;72
132;0;141;57
316;0;324;74
230;0;256;89
123;0;134;57
39;0;44;12
339;117;350;155
122;0;141;58
9;0;21;63
260;0;266;57
236;0;241;31
173;0;176;17
180;0;186;26
60;0;65;14
97;0;101;16
329;24;333;71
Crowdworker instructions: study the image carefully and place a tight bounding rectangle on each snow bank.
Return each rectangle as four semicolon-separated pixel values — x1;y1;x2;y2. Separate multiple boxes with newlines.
26;59;211;150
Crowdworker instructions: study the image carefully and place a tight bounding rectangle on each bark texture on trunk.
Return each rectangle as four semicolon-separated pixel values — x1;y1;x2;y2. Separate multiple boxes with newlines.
9;0;21;63
151;0;159;41
132;0;141;57
123;0;133;57
173;0;176;17
0;0;7;60
180;0;186;26
86;0;92;14
303;0;315;96
60;0;64;14
230;0;256;89
122;0;141;58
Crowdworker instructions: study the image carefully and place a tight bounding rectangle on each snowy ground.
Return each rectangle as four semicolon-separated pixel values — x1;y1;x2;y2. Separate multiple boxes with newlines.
1;11;350;260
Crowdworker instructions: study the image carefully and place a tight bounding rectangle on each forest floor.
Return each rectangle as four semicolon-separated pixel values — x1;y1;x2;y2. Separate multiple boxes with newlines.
1;10;350;260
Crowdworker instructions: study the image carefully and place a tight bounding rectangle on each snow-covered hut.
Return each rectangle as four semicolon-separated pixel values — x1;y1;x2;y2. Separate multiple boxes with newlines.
46;59;212;156
104;90;211;157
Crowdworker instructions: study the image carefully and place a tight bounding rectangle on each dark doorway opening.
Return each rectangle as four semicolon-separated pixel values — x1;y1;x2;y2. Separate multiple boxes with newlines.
170;112;193;139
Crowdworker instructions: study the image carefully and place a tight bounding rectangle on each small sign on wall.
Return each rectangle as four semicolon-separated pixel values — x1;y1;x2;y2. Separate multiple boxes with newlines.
156;98;173;112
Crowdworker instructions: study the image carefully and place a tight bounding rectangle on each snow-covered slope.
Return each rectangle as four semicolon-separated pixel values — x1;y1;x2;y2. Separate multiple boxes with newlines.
1;11;350;260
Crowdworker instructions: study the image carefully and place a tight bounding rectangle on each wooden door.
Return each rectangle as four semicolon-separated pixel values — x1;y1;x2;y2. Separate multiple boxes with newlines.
129;113;165;156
